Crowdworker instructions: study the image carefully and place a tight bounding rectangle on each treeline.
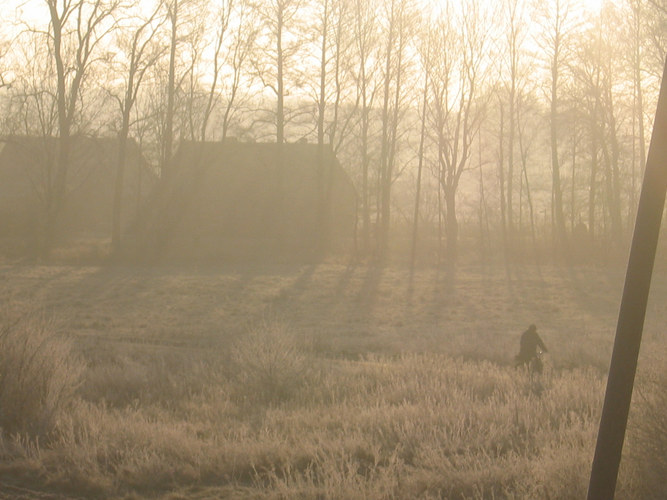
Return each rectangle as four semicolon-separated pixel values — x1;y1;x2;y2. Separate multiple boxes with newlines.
0;0;665;264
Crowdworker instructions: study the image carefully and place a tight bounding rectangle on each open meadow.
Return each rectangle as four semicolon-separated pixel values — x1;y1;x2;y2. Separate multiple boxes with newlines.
0;260;665;499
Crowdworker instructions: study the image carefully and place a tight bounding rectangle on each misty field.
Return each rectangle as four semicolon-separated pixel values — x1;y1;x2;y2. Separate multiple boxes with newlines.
0;261;665;499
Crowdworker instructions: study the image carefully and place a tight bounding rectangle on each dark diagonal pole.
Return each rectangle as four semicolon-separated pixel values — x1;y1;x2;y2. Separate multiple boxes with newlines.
587;56;667;500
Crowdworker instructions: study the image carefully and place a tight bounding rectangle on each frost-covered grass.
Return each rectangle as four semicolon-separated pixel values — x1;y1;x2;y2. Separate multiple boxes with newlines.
0;262;664;498
0;349;607;499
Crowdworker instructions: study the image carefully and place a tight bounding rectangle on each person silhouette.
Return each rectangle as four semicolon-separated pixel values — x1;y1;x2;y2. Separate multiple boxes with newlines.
515;324;548;373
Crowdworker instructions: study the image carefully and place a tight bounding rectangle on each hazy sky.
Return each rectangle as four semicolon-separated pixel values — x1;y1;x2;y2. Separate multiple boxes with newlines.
0;0;613;103
1;0;608;29
2;1;46;29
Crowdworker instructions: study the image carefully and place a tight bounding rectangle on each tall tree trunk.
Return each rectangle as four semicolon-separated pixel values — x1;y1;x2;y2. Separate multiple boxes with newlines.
633;0;646;215
437;156;443;263
274;5;286;245
518;120;538;263
201;15;226;142
589;62;603;244
589;120;598;244
355;0;372;255
410;66;428;272
276;9;285;145
381;21;404;260
112;122;130;255
570;130;577;232
361;80;370;253
507;65;516;254
316;0;329;253
607;98;623;244
378;0;395;258
497;97;508;258
478;136;490;260
550;35;567;256
163;0;178;182
444;185;458;263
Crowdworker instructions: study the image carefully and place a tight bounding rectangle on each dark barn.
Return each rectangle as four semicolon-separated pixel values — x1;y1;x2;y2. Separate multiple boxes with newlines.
143;140;357;262
0;135;149;254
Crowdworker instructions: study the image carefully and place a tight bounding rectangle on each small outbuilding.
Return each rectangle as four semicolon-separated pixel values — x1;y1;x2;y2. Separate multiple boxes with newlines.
142;140;357;262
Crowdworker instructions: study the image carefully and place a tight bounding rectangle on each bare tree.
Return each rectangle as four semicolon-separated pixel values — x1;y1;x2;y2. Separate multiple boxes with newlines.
252;0;307;145
200;0;256;142
495;90;509;261
5;33;58;138
410;31;430;272
249;0;308;246
535;0;577;256
313;0;357;251
157;0;205;179
626;0;657;217
0;37;12;136
161;0;186;177
162;0;179;180
4;32;59;244
352;0;380;254
429;0;490;264
502;0;526;251
644;0;667;79
0;37;11;93
570;11;624;248
42;0;119;254
377;0;416;258
598;5;624;245
183;21;206;142
516;88;540;260
570;29;603;244
109;2;165;254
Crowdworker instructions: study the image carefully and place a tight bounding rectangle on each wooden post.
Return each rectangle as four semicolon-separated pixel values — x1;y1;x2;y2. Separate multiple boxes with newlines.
587;57;667;499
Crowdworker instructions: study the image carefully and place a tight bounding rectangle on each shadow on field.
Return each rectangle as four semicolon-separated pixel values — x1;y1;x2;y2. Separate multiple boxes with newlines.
355;264;384;317
278;263;319;301
333;260;357;297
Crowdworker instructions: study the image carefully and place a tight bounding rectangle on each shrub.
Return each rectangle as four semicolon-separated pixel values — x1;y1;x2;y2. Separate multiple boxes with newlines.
78;346;219;409
0;307;83;438
626;352;667;499
229;320;312;405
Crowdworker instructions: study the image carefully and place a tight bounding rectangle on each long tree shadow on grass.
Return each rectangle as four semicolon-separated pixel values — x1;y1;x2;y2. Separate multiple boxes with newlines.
333;259;358;298
268;263;320;306
354;263;384;318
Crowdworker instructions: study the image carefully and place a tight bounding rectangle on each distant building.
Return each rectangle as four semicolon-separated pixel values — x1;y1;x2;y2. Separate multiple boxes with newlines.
140;140;357;262
0;135;150;253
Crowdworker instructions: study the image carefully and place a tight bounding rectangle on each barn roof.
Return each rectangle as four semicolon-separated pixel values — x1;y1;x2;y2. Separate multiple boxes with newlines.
138;140;357;261
171;139;354;187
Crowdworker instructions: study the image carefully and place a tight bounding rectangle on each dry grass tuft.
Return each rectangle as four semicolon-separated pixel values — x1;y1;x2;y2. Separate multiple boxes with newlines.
229;319;314;405
0;341;625;498
625;350;667;500
0;304;83;439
